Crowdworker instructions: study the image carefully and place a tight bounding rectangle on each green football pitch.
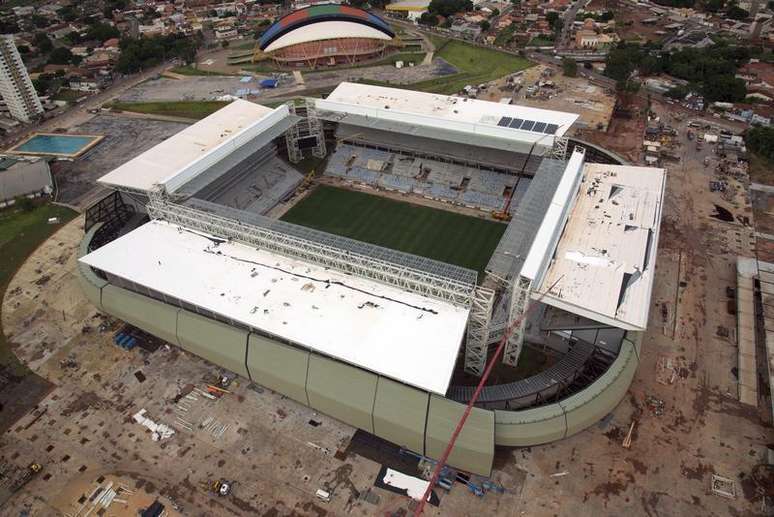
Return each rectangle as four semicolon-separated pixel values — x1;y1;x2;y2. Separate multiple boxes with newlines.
281;186;506;278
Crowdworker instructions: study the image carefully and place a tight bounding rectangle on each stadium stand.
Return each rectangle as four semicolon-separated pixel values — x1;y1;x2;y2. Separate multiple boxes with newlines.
178;142;303;216
323;141;534;213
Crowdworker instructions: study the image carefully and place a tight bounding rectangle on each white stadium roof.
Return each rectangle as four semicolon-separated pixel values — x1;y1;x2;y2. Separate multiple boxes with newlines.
80;220;470;394
315;82;579;151
533;163;667;331
264;21;393;52
98;100;293;194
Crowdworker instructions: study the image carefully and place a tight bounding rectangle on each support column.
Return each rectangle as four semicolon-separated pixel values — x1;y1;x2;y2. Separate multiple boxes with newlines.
503;275;532;366
464;286;495;376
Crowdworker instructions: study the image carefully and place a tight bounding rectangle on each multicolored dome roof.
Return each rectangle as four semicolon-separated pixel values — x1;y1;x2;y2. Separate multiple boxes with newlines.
259;5;395;51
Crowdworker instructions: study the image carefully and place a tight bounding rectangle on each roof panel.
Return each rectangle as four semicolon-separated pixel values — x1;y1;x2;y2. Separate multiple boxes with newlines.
80;220;469;394
97;101;288;193
534;163;667;330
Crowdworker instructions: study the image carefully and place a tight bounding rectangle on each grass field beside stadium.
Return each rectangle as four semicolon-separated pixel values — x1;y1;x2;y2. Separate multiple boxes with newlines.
281;186;506;277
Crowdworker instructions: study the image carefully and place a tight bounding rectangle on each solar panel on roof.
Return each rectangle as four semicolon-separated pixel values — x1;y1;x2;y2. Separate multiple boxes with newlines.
509;118;523;128
533;122;547;133
544;123;559;135
498;117;512;127
520;120;535;131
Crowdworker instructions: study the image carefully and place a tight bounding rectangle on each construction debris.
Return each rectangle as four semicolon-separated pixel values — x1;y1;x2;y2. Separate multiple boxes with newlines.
645;396;665;416
132;409;175;441
622;421;636;449
711;474;737;499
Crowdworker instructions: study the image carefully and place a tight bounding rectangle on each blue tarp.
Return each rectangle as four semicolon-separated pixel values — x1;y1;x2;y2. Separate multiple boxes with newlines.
260;78;278;88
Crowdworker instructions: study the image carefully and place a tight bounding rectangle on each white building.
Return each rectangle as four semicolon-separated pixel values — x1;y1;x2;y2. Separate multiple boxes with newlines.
0;37;43;123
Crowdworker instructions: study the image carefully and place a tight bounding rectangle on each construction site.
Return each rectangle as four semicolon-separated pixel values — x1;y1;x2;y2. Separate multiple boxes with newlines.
1;83;773;516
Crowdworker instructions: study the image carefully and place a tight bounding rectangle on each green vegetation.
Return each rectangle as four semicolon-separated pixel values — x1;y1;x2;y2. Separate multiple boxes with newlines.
528;36;555;47
746;126;774;160
52;88;86;102
116;33;202;74
429;0;473;16
368;38;530;95
604;42;749;102
562;57;577;77
281;185;505;277
170;65;236;76
494;24;517;46
0;204;77;374
108;100;230;120
748;151;774;185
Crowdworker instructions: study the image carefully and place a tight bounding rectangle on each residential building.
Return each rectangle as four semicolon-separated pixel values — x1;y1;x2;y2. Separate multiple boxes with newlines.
0;36;43;123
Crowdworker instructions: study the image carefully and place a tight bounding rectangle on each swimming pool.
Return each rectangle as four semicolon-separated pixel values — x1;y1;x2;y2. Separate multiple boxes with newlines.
10;133;103;157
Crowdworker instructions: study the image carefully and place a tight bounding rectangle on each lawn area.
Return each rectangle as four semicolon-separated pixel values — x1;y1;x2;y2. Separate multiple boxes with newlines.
361;37;531;95
53;88;88;103
527;36;556;47
170;65;237;77
109;100;230;120
281;185;505;277
0;203;77;374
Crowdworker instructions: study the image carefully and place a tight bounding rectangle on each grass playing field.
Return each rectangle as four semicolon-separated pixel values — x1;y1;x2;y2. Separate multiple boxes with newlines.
281;186;506;278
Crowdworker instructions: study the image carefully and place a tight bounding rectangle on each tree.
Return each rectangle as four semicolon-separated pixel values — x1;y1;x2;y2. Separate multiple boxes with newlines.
221;40;230;48
428;0;473;17
419;12;439;25
562;57;577;77
491;7;500;15
31;14;49;28
726;4;749;18
480;20;491;31
704;0;725;11
33;33;53;54
87;22;120;42
702;75;746;102
546;11;561;31
59;5;78;22
746;126;774;160
17;45;30;54
48;47;75;65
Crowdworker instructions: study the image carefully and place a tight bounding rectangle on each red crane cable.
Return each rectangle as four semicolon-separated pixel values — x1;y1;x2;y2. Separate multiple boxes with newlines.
413;280;561;516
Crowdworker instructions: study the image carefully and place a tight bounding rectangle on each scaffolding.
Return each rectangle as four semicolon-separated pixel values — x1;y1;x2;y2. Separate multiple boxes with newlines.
464;286;495;376
147;188;476;307
285;99;326;163
502;275;532;366
551;136;569;162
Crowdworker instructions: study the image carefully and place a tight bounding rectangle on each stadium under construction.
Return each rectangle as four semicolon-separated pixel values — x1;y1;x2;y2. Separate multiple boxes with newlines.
77;83;666;477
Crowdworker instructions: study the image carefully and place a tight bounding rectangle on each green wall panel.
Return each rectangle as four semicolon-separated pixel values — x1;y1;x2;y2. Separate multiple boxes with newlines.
247;333;310;405
493;404;567;446
559;340;639;436
373;377;429;455
101;285;180;346
425;395;494;476
177;310;249;378
307;355;377;433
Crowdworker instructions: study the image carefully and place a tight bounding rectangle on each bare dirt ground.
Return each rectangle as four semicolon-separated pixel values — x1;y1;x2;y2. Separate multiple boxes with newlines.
513;64;616;131
575;93;647;163
52;115;188;206
0;99;771;516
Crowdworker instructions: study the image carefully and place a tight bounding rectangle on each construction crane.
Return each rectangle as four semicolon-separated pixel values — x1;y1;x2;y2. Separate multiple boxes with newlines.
413;277;563;516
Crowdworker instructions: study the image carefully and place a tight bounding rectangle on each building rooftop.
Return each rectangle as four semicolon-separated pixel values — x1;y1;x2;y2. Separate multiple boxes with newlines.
98;100;292;194
316;82;579;151
533;163;667;331
80;220;470;394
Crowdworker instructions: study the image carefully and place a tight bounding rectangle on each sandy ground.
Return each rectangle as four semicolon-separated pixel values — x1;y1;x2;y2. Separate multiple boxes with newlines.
514;64;616;131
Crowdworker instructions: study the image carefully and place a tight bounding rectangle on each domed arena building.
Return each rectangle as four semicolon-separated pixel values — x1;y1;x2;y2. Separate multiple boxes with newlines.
258;5;396;67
